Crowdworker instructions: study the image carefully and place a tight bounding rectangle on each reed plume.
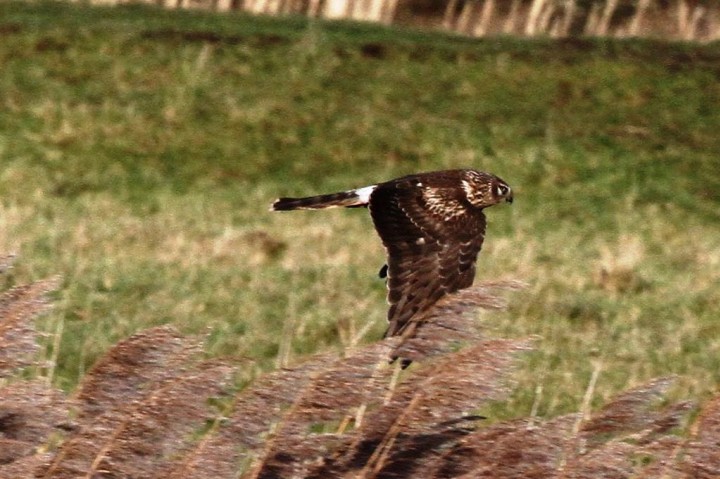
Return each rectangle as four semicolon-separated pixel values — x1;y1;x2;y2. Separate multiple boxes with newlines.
3;256;720;478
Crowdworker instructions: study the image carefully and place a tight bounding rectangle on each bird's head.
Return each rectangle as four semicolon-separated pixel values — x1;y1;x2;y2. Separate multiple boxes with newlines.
463;171;513;208
491;177;513;205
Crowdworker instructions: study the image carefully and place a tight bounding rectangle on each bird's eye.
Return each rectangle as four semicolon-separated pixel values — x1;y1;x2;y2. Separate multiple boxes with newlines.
495;184;509;196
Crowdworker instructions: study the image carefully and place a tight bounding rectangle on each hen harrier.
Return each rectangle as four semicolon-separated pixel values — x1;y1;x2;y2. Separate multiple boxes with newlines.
271;169;513;345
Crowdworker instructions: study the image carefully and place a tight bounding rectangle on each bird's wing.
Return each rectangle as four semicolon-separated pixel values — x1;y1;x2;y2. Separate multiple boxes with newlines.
368;175;486;338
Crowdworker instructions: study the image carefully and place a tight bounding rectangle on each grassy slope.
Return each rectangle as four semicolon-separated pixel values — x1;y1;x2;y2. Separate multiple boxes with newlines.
1;1;719;419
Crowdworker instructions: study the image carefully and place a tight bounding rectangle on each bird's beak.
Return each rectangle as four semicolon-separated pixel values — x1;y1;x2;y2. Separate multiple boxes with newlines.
506;194;514;204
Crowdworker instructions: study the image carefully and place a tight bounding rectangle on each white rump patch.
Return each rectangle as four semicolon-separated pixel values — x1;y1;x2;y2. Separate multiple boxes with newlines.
354;185;376;204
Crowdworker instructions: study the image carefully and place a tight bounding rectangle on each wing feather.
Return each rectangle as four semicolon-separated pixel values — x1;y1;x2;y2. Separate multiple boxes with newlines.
368;173;486;338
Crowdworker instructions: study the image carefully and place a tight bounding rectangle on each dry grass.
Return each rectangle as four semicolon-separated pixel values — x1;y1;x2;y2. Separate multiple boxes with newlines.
3;259;720;478
2;0;720;443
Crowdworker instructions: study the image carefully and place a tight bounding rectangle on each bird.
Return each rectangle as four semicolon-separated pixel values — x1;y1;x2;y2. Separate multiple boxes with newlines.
271;169;513;354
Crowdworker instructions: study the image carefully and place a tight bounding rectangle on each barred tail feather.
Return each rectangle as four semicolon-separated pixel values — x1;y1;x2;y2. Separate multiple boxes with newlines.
271;185;375;211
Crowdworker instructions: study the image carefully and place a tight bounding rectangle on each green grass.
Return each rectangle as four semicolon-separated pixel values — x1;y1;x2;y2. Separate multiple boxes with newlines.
1;1;720;420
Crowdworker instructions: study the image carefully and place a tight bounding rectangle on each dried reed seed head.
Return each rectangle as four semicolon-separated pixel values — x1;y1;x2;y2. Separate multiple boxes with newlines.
0;277;60;319
391;281;528;362
0;278;60;377
0;380;70;445
74;325;203;420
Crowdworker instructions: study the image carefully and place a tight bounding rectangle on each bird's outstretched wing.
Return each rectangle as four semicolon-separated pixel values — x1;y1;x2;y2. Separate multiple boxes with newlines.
368;173;487;338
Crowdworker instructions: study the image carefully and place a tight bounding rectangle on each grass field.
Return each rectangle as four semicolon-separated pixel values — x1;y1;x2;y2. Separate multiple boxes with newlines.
1;1;719;421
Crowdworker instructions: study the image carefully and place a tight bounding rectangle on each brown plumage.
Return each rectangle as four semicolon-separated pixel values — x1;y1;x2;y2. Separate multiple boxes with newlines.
271;169;513;356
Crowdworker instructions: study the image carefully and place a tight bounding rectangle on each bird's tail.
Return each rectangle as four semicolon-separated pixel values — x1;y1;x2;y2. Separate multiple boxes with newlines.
271;185;376;211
